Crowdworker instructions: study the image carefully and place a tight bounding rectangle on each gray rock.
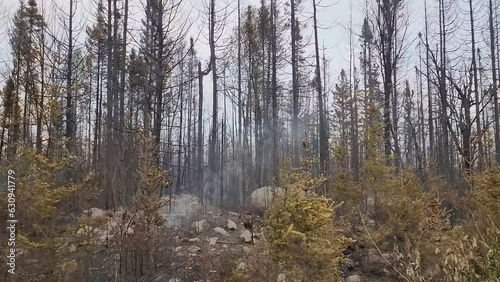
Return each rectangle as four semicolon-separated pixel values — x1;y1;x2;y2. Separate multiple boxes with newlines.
277;273;286;282
240;230;252;243
214;227;230;237
250;186;284;210
208;237;218;246
346;275;363;282
227;219;238;230
188;237;200;243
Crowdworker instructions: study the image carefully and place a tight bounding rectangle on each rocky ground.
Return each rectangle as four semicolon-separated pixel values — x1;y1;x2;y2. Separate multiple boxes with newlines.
153;193;398;282
157;210;259;282
77;192;399;282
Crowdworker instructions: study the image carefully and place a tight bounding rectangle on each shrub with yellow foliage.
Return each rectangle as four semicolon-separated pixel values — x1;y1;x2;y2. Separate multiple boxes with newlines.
352;161;500;281
264;157;353;281
466;166;500;280
0;148;85;281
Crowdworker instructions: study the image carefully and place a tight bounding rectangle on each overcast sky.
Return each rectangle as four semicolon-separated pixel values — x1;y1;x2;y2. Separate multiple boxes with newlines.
0;0;466;118
0;0;432;85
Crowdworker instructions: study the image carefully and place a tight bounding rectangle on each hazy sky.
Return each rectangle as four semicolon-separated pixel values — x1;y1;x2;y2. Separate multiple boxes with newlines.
0;0;426;81
0;0;456;102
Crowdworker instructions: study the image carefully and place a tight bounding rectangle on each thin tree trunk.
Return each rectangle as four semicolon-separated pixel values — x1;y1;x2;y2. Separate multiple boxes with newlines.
238;0;244;206
36;26;45;154
271;0;278;182
489;0;500;164
425;0;433;161
154;0;165;164
66;0;74;153
120;0;129;136
313;0;328;176
439;0;450;177
197;62;204;201
105;0;114;210
469;0;483;172
291;0;299;166
177;65;184;194
209;0;218;173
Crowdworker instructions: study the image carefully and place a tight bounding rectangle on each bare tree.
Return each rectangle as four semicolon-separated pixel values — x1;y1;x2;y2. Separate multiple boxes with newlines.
312;0;328;176
489;0;500;164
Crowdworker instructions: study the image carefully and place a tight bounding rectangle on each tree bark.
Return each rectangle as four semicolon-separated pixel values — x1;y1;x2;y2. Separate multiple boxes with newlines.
291;0;299;166
313;0;328;176
489;0;500;164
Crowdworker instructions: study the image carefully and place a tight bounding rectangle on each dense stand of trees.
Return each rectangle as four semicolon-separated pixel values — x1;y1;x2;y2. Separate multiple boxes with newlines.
1;0;500;209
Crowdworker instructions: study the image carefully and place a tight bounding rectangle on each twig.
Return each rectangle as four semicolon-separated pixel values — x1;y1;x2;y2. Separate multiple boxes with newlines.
358;206;412;282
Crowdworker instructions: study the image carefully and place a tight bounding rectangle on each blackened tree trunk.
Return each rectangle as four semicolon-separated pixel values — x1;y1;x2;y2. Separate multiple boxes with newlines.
312;0;328;175
489;0;500;164
66;0;75;153
469;0;483;171
270;0;279;181
291;0;299;166
208;0;219;173
424;0;433;161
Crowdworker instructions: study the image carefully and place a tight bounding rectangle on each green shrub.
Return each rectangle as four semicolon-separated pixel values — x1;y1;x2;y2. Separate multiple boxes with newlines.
265;157;353;281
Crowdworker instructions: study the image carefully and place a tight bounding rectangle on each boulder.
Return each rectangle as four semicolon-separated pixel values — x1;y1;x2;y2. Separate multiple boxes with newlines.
227;219;238;230
214;227;230;237
240;230;252;243
250;186;284;210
